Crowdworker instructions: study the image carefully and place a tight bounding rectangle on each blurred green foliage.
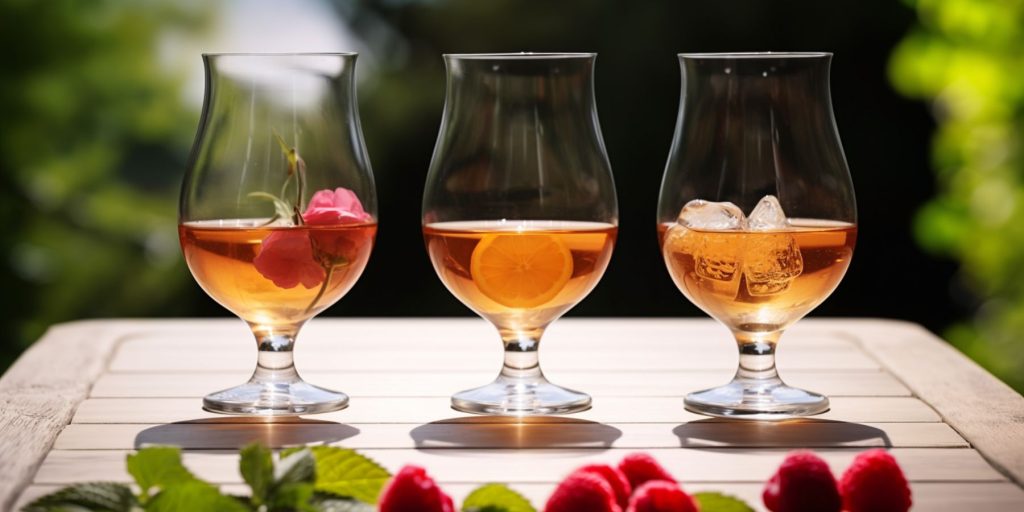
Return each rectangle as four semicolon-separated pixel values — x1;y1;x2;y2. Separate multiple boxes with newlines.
890;0;1024;391
0;0;213;368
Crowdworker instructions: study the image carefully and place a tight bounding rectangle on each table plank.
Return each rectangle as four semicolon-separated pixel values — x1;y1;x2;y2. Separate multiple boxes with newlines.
111;318;858;350
53;421;967;450
70;396;941;424
107;342;880;371
88;369;909;398
32;448;1004;485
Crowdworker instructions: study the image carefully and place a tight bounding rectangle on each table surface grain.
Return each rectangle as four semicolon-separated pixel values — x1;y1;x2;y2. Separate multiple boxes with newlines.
2;318;1023;511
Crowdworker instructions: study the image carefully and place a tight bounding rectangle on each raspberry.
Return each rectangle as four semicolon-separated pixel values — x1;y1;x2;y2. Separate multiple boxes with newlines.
378;465;455;512
626;480;698;512
545;471;622;512
572;464;632;508
762;451;841;512
618;453;676;490
839;449;912;512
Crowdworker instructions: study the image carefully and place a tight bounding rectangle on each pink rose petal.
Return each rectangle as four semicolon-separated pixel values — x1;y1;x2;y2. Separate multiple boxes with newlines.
253;231;324;289
303;187;372;226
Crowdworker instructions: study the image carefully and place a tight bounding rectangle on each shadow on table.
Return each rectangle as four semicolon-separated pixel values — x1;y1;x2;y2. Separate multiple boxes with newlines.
410;417;622;451
673;418;892;448
134;418;359;449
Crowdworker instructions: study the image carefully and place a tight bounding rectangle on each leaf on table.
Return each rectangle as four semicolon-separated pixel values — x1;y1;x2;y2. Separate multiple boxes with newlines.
275;447;316;486
125;446;199;500
239;443;273;506
693;492;754;512
311;495;377;512
462;483;536;512
22;482;137;512
269;482;317;512
301;446;391;504
144;481;249;512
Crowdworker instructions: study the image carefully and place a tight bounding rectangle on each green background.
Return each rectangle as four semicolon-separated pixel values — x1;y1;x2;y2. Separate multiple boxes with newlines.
1;0;1021;391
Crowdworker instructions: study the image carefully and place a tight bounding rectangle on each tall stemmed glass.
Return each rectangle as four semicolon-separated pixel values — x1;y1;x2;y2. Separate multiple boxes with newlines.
423;53;618;415
179;53;377;415
658;53;856;419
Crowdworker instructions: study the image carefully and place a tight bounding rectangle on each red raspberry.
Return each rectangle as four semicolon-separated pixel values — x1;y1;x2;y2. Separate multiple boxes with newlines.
839;449;912;512
626;481;698;512
762;451;841;512
618;453;676;490
545;471;622;512
378;465;455;512
572;464;632;508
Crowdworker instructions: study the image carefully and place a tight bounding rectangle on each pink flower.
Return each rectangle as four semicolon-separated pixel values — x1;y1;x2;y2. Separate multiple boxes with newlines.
253;188;371;289
302;187;372;225
304;187;373;266
253;230;325;289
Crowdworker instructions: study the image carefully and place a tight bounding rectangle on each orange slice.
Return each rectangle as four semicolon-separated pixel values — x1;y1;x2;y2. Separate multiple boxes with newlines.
470;233;574;308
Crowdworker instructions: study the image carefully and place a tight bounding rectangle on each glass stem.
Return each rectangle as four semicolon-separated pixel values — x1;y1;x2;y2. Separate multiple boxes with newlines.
733;330;784;391
249;324;302;386
499;329;545;382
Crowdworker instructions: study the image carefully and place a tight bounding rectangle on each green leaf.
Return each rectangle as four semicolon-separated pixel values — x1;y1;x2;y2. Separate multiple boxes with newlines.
239;443;273;506
462;483;536;512
302;446;391;504
693;492;754;512
126;447;199;501
144;481;249;512
269;483;317;512
310;494;377;512
275;448;316;486
248;191;293;221
22;482;137;512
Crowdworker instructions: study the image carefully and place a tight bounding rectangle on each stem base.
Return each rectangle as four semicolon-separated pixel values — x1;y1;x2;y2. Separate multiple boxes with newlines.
203;379;349;416
451;376;591;416
684;379;829;420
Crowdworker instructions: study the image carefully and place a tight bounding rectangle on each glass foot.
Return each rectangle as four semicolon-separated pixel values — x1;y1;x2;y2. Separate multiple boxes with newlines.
451;376;592;416
203;380;349;416
684;379;829;420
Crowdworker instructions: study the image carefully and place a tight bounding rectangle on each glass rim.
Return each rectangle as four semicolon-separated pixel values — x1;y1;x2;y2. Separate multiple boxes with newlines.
678;51;832;59
202;52;358;57
444;52;596;60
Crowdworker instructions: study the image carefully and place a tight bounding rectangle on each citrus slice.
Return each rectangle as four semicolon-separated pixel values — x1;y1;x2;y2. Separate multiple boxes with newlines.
470;233;574;308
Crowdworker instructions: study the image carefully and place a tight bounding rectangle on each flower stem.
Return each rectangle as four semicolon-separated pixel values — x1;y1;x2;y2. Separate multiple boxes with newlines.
304;264;334;315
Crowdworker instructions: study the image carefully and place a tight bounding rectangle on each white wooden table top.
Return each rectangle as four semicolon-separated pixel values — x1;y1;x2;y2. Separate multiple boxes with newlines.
2;318;1023;511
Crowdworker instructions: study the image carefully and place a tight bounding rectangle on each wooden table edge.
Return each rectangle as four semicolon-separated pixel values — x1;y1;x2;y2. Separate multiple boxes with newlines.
0;321;123;511
843;318;1024;487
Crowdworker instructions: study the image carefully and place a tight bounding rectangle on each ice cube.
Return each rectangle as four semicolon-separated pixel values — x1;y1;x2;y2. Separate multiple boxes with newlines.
664;223;742;298
743;232;804;296
747;195;788;231
676;199;745;230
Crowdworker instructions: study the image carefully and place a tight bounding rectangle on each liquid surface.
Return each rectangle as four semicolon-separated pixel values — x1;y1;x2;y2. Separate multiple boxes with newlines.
180;219;376;326
660;219;855;333
424;220;616;332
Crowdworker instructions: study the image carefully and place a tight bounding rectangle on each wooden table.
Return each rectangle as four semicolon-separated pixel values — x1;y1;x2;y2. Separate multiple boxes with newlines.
2;318;1023;511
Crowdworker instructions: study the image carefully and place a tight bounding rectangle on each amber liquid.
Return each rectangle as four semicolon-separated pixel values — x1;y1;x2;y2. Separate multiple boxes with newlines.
180;220;376;326
659;219;856;333
424;220;616;331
